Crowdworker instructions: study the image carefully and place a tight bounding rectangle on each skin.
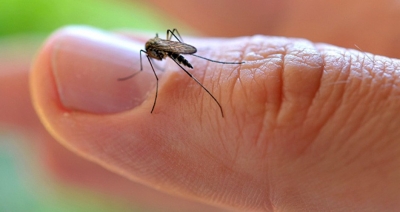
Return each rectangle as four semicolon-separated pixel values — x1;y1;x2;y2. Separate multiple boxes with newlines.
2;1;400;211
28;26;400;212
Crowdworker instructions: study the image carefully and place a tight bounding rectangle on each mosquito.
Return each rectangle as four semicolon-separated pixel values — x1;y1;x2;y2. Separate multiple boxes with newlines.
118;28;244;117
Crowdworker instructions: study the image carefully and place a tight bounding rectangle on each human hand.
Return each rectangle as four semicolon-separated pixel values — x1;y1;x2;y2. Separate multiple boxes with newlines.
29;26;400;211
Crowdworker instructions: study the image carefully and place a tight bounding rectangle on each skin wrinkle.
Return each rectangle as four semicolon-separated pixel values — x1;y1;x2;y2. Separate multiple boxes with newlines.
67;117;146;184
206;52;221;117
188;60;206;119
271;47;400;211
203;45;244;119
367;60;387;106
276;186;307;212
315;54;348;153
303;52;328;147
203;67;213;123
297;55;324;156
230;68;244;117
202;53;234;160
361;70;389;123
282;47;322;124
360;119;393;168
381;58;400;96
234;36;296;210
303;46;324;118
376;60;395;96
200;61;234;161
243;36;282;118
331;53;367;159
249;187;264;211
218;37;271;165
343;51;373;118
327;50;358;151
234;37;249;88
202;53;225;120
226;39;250;116
279;44;324;157
231;127;241;171
247;46;283;151
250;40;285;209
229;117;245;169
245;64;267;147
265;54;284;125
192;130;235;174
342;122;378;169
219;123;233;165
328;49;396;176
367;140;400;178
343;58;399;168
277;45;287;126
332;52;353;106
252;63;269;150
258;74;282;153
354;52;374;97
319;50;352;152
225;42;249;121
317;46;350;82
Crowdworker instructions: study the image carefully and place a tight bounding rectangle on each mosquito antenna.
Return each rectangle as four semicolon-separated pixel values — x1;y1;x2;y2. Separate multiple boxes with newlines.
169;57;224;117
192;54;244;65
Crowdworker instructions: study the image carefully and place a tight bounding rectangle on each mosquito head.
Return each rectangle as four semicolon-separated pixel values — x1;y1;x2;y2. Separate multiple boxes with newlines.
145;40;151;50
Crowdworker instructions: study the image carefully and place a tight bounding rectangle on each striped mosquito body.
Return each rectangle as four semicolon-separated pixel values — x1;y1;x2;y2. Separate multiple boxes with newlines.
167;52;194;69
119;29;244;117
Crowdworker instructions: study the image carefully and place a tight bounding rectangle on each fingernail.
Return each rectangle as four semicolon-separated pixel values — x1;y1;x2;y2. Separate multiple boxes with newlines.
51;26;155;114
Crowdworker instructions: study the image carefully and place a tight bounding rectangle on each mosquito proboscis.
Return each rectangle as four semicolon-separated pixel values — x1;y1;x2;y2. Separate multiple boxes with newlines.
118;28;244;117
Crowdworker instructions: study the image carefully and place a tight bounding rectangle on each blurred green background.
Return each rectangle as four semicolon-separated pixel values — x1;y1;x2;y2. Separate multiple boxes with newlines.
0;0;182;211
0;0;175;36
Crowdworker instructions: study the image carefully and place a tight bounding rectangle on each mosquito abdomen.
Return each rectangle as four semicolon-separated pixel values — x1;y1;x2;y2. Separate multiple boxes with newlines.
168;52;193;69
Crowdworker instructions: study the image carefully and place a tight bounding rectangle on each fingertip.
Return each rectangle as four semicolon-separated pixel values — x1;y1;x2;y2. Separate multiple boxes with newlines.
29;26;161;157
31;26;159;117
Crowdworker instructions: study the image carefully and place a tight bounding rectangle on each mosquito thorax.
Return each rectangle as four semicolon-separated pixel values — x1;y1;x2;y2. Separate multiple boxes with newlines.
145;38;167;60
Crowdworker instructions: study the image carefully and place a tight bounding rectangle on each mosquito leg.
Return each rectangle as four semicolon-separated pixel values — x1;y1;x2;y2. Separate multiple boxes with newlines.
172;28;183;42
192;54;245;65
118;49;147;81
167;29;184;43
147;55;159;114
170;57;224;117
166;30;172;41
150;58;165;71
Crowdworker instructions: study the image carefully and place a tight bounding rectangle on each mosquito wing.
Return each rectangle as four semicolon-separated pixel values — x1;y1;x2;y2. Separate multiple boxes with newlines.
154;40;197;54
